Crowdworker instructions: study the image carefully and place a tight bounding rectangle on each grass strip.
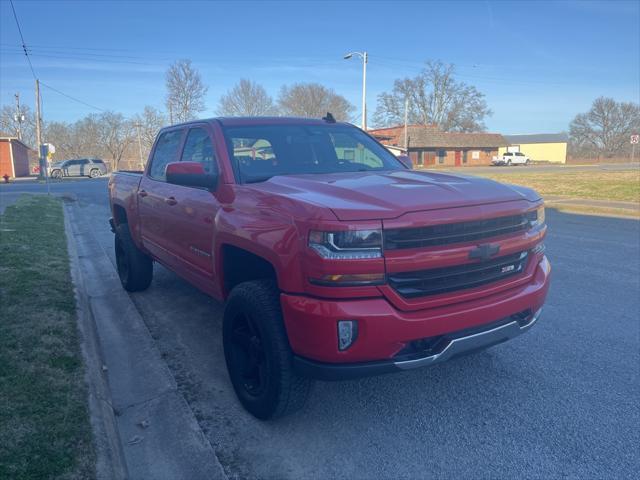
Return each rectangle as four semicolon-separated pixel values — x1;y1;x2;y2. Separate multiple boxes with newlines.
0;195;95;479
471;170;640;203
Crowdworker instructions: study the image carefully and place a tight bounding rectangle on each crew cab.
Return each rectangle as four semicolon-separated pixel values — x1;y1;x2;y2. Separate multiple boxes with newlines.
492;151;530;166
108;117;550;419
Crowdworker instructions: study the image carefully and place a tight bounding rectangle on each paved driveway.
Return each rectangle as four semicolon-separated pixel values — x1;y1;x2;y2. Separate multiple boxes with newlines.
4;179;638;478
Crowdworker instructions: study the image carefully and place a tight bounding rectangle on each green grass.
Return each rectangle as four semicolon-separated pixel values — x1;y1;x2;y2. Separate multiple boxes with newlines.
472;170;640;203
0;195;95;479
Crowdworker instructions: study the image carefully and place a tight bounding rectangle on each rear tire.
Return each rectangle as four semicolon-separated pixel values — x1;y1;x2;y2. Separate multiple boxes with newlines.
507;160;512;166
223;279;312;420
114;223;153;292
89;168;100;178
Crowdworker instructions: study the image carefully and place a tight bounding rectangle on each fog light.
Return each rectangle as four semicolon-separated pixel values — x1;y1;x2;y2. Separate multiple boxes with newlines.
532;243;546;255
337;320;358;351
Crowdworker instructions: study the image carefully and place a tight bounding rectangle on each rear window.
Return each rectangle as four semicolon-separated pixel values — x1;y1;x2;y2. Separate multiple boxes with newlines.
149;130;183;180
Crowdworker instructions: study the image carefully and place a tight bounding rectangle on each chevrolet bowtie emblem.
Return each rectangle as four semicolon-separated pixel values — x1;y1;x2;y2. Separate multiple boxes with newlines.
469;244;500;261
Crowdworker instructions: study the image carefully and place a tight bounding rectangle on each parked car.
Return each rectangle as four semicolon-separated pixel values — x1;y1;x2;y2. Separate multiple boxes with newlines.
109;117;550;420
492;151;530;166
50;158;108;178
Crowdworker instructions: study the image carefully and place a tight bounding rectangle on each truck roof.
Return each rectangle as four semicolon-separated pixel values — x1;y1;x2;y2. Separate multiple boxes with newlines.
167;116;350;128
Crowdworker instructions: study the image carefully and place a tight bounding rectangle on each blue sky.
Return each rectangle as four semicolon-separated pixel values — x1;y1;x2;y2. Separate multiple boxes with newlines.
1;0;638;133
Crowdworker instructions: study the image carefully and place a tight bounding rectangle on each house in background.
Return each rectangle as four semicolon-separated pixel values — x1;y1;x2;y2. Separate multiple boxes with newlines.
369;125;508;167
501;133;568;164
0;136;34;178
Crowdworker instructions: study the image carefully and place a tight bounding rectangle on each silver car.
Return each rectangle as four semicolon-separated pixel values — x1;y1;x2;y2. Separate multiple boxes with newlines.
50;158;108;179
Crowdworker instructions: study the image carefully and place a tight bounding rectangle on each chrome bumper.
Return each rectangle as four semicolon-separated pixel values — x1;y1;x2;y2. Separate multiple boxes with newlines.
394;308;543;370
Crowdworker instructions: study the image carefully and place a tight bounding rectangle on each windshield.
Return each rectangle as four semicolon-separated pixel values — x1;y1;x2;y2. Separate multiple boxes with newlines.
222;123;405;184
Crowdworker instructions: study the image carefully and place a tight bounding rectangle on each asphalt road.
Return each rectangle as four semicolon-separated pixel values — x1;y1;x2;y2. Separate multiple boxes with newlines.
2;178;639;479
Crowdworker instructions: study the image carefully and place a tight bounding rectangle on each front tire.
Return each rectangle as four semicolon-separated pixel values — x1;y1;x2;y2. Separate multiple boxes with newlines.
51;169;62;179
114;224;153;292
507;160;512;166
89;168;100;178
223;279;312;420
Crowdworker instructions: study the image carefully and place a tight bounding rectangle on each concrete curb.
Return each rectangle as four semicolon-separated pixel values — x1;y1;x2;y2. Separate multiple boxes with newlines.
64;201;129;480
63;201;227;480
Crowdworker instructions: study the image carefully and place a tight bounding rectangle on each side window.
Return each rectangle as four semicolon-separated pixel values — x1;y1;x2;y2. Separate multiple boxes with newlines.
181;128;218;175
149;130;183;180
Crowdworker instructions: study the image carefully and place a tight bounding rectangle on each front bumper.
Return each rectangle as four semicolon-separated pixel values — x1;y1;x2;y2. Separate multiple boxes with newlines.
282;255;550;375
294;308;542;380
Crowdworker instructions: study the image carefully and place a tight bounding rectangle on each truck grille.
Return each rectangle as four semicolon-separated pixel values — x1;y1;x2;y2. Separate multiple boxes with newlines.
388;251;529;298
384;214;531;250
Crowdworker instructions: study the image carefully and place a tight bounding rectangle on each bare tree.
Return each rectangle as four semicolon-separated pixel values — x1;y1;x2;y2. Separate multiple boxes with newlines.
569;97;640;158
132;106;166;160
0;104;37;148
74;115;104;159
96;112;134;170
217;79;276;116
165;59;208;123
278;83;355;121
373;60;491;132
43;121;79;159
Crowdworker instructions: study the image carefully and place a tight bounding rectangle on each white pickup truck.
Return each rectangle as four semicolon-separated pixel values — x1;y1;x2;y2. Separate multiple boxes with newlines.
492;151;530;166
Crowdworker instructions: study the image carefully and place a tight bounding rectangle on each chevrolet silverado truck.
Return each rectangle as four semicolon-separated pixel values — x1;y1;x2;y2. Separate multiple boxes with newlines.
109;117;550;419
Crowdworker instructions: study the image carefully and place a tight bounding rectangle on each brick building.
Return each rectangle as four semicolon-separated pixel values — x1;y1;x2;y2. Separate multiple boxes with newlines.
369;125;508;167
0;136;34;178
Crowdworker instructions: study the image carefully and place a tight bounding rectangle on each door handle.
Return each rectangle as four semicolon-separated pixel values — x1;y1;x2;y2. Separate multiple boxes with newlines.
165;196;178;206
138;190;148;198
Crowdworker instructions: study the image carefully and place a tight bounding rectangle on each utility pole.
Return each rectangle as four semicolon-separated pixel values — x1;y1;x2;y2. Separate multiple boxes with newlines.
134;123;144;170
14;93;24;141
404;97;409;151
35;79;45;180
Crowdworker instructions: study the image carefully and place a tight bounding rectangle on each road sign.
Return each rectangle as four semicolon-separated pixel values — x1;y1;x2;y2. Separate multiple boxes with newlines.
631;134;639;144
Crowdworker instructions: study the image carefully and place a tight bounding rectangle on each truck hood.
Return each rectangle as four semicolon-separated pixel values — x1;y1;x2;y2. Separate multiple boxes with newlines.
247;170;540;221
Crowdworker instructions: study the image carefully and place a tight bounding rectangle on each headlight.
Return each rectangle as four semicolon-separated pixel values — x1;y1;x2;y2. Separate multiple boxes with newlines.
309;229;382;259
526;206;545;229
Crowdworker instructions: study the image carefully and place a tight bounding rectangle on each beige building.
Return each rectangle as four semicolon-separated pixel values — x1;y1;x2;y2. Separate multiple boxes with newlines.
500;133;568;164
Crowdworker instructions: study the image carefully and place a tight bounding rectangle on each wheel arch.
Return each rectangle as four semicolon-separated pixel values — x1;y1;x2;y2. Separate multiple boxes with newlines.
220;244;280;299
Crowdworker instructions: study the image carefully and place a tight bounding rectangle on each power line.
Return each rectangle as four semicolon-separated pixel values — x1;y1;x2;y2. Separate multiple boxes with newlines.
1;48;158;66
1;45;164;63
8;0;36;79
39;82;106;112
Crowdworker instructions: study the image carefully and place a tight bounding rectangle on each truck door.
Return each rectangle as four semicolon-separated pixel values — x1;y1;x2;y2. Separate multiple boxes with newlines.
167;125;221;279
138;128;185;266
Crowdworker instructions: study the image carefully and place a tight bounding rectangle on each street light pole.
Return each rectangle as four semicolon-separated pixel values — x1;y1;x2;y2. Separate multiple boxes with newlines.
344;51;368;130
134;123;144;170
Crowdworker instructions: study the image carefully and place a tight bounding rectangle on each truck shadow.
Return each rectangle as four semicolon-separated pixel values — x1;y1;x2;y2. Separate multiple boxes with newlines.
119;208;638;479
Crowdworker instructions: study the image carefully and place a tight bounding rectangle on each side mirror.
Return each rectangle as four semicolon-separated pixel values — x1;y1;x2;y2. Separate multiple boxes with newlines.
397;155;413;169
166;162;218;190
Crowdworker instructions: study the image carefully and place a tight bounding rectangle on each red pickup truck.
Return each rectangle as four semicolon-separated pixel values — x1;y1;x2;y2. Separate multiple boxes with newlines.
109;116;550;419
